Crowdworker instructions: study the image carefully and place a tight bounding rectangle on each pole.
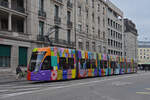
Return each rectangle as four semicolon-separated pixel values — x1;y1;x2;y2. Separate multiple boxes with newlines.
74;0;77;50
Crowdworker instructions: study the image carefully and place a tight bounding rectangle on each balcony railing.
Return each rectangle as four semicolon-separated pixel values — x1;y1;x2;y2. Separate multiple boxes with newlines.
38;10;46;18
54;16;61;25
37;35;45;41
0;0;8;8
11;6;25;13
67;21;73;28
67;1;72;9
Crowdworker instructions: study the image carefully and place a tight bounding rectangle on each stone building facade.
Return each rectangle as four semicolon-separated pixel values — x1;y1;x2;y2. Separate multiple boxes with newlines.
0;0;31;73
124;19;138;62
106;0;124;57
75;0;107;54
0;0;125;73
138;41;150;65
0;0;75;73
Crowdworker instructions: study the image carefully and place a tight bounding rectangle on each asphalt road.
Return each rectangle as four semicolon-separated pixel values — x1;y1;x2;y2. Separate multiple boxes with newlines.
0;71;150;100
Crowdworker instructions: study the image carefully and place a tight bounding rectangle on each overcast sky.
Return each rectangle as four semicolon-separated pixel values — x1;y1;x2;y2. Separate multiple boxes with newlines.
110;0;150;41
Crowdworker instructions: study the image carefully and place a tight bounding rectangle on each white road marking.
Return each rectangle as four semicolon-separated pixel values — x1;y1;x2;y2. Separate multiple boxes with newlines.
136;92;150;95
136;87;150;95
145;88;150;91
11;88;41;91
0;90;9;92
111;81;132;86
1;72;150;99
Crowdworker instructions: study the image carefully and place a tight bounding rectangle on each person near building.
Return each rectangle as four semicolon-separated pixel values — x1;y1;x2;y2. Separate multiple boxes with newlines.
16;66;24;80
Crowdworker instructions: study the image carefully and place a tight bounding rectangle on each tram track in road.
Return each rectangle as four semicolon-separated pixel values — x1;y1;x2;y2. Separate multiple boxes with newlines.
0;72;150;99
0;72;147;91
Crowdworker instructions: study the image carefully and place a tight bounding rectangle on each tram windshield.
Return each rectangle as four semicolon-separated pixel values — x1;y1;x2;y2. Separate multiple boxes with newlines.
29;51;46;72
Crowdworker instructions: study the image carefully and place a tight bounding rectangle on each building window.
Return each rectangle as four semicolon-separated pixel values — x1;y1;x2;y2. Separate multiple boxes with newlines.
86;0;88;4
39;0;44;11
108;49;110;54
113;31;115;38
114;41;115;47
78;6;81;16
113;21;115;28
55;26;59;41
121;43;122;49
78;24;82;32
103;32;105;39
92;27;95;34
92;42;96;52
98;16;100;25
92;13;94;22
108;18;110;25
86;9;88;19
39;21;44;35
86;41;89;51
98;4;100;12
86;25;88;33
103;18;105;27
78;41;83;50
111;30;113;36
98;30;100;39
111;50;113;55
103;7;105;15
67;11;71;22
19;47;28;66
54;5;59;17
116;32;118;39
108;39;110;45
111;20;113;26
103;46;106;54
108;28;110;36
99;45;101;53
120;34;122;40
67;30;71;43
0;45;11;67
92;0;94;8
111;40;113;46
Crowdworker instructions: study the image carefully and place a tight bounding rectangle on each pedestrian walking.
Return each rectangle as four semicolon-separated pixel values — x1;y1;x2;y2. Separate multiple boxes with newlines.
16;66;24;80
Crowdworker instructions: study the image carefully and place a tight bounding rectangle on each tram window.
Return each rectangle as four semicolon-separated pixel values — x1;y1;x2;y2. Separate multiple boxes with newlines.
68;58;74;69
120;62;123;68
128;63;130;68
41;56;52;70
104;61;107;68
59;57;68;70
86;59;91;69
80;59;85;69
116;62;119;68
110;62;114;68
100;60;103;69
92;59;96;69
113;62;117;68
97;60;100;69
122;62;124;68
124;62;126;68
129;63;131;68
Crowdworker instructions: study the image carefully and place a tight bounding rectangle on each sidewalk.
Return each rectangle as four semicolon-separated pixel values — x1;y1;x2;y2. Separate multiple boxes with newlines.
0;73;27;84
